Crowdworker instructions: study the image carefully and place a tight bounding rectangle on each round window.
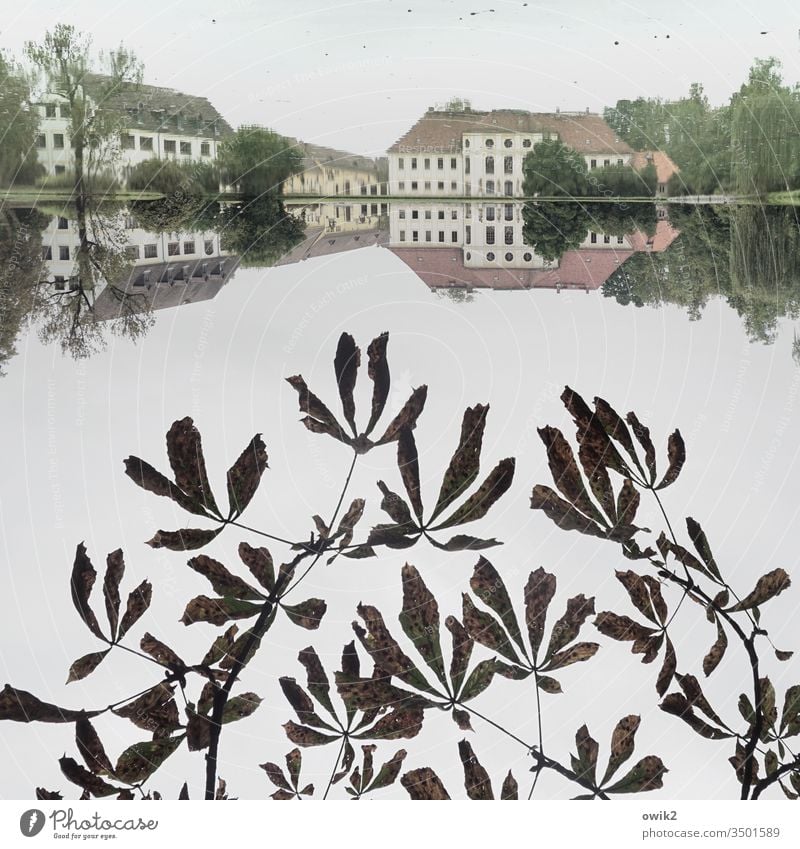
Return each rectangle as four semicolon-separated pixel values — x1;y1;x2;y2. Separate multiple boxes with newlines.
504;138;512;148
465;252;471;260
485;139;494;148
523;252;532;262
505;252;513;262
522;139;532;148
486;252;495;261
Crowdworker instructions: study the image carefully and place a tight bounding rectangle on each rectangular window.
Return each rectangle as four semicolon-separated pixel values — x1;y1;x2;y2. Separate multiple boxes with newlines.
53;133;64;149
437;158;444;170
125;245;140;260
617;236;624;244
398;181;405;190
42;246;52;260
450;158;457;169
424;210;432;219
603;235;611;244
451;231;458;243
361;204;368;216
204;240;214;255
451;210;458;219
140;136;153;151
398;158;405;169
485;156;495;175
201;141;211;156
590;233;597;243
424;181;431;190
437;181;444;190
399;210;406;219
411;157;417;169
399;230;406;241
59;104;71;119
465;225;471;244
438;210;445;219
380;203;387;214
180;141;192;155
604;159;610;167
371;203;378;215
504;156;513;174
54;165;65;175
486;207;496;221
412;231;419;242
486;180;495;194
486;226;495;245
438;231;445;243
505;204;513;220
465;157;470;175
411;181;418;190
425;231;431;242
183;241;196;255
590;159;597;169
617;158;624;166
59;246;70;260
424;158;430;169
57;217;68;230
451;181;457;191
53;277;65;290
504;226;513;245
164;140;176;153
144;244;158;258
370;185;377;195
35;134;46;148
168;242;180;256
121;134;135;149
45;104;56;118
412;210;419;219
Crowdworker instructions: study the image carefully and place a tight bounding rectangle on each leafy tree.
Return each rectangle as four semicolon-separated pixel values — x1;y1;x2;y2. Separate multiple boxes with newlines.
25;24;143;196
214;196;305;267
0;52;43;186
126;158;218;195
218;126;303;196
521;201;590;262
522;138;588;197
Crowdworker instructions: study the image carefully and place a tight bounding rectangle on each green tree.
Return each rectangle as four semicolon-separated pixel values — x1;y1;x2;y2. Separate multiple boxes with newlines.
218;126;303;196
215;196;306;266
0;52;43;186
25;24;142;196
522;138;588;197
521;201;590;262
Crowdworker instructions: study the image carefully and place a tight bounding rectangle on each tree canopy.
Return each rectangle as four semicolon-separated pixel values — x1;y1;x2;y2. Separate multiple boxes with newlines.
218;126;303;196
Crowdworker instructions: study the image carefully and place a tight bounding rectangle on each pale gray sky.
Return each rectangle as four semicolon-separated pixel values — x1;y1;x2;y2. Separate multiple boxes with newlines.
3;0;800;154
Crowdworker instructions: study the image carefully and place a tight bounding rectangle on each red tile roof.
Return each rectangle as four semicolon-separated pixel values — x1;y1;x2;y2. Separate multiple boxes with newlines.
630;150;680;184
388;110;633;156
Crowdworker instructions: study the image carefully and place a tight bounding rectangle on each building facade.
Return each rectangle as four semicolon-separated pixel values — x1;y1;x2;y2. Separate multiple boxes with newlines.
387;108;634;198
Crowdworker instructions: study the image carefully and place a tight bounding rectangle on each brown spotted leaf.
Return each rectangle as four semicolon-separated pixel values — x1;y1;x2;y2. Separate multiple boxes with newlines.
180;595;263;626
703;617;728;677
360;705;424;740
375;385;428;445
226;434;268;518
188;555;262;601
286;375;348;443
260;761;292;791
66;649;111;684
462;594;521;664
334;332;360;434
297;646;336;718
399;564;446;685
685;518;722;581
36;788;63;800
593;396;643;476
544;593;596;660
616;479;640;528
524;567;557;658
445;616;474;695
117;579;152;641
433;457;515;530
114;736;184;784
594;612;655;645
601;715;640;785
201;624;239;667
660;693;731;740
397;427;424;523
283;721;339;747
542;642;599;671
76;717;113;775
0;685;99;723
279;677;335;730
430;405;488;523
238;542;275;593
725;569;791;612
166;417;221;517
470;557;525;655
140;633;185;670
147;527;222;551
605;755;667;794
655;637;677;697
102;549;125;641
376;480;414;526
458;740;494;799
460;659;501;702
400;767;450;800
222;692;262;723
282;598;327;630
573;724;599;784
70;543;106;641
537;675;562;693
530;485;606;538
367;749;408;792
112;684;180;735
655;430;685;490
123;456;209;517
501;771;519;800
365;332;390;436
616;570;658;623
626;411;657;485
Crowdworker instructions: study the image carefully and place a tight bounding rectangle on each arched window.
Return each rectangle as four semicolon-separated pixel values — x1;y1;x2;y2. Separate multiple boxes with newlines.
504;181;513;196
485;180;495;194
485;156;494;175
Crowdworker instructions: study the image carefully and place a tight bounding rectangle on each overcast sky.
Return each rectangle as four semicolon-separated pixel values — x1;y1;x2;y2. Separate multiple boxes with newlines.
3;0;800;154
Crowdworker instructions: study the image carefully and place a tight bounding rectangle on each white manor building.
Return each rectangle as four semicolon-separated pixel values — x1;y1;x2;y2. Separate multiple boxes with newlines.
32;74;232;182
387;107;634;198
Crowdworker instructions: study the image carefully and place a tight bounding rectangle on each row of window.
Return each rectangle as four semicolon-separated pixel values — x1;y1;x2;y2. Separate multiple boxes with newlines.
35;133;66;149
398;231;460;243
398;209;459;220
589;233;626;245
42;104;70;119
590;158;625;168
398;157;458;171
397;181;460;192
121;135;211;156
466;251;535;263
464;137;537;149
45;240;216;262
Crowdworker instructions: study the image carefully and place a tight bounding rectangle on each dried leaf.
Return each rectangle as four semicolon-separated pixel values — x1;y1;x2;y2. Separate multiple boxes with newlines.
574;725;599;784
36;788;63;800
376;480;414;526
76;717;113;775
226;434;268;518
180;595;263;626
601;715;640;785
460;659;500;702
537;675;562;693
616;570;658;623
140;633;185;670
279;677;334;729
367;749;408;792
70;543;106;641
656;430;685;490
286;375;348;442
188;555;263;600
365;332;390;435
334;332;360;433
361;705;424;740
222;692;262;723
260;761;292;791
282;598;327;630
114;736;184;784
452;708;473;730
112;684;180;735
398;564;446;685
66;649;111;684
462;594;521;664
445;616;473;696
237;542;275;593
725;569;791;612
655;637;676;697
283;721;339;747
530;484;606;538
542;642;599;671
545;593;596;660
660;693;731;739
59;756;117;797
430;405;489;523
594;611;655;645
703;617;728;677
433;458;515;530
147;527;222;551
123;456;208;517
179;782;189;799
685;518;722;581
780;685;800;735
626;412;656;485
524;567;557;658
593;396;642;475
117;579;153;640
0;684;98;723
400;767;450;800
202;624;239;667
458;740;494;799
166;417;221;517
102;549;125;641
397;428;424;522
616;479;640;528
605;755;667;794
375;386;428;445
501;771;518;800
